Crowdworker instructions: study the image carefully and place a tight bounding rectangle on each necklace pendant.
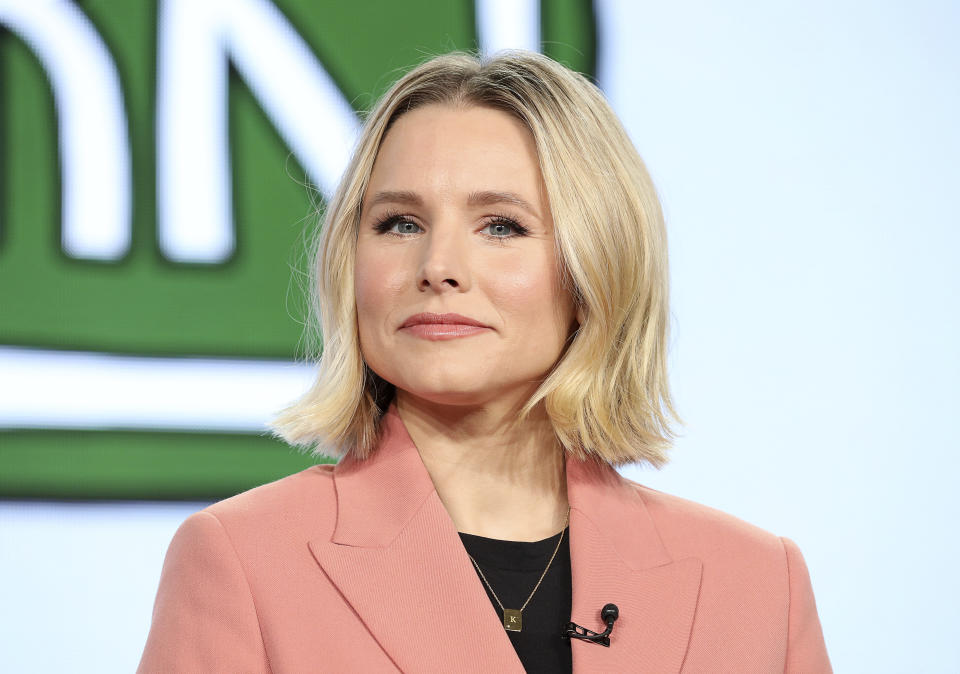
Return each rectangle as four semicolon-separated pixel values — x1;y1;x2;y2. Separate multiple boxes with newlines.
503;608;522;632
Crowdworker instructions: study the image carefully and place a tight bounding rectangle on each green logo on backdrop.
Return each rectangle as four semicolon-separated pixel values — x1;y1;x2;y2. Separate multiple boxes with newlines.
0;0;595;499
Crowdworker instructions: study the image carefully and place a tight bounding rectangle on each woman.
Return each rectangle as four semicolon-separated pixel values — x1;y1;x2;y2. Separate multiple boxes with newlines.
138;51;831;673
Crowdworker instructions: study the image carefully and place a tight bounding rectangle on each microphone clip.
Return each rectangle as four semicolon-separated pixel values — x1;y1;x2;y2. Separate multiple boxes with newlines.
562;603;619;648
563;621;611;647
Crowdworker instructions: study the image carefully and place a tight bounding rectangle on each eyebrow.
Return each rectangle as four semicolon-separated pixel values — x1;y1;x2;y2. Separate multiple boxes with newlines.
366;190;423;209
467;190;539;217
365;189;540;218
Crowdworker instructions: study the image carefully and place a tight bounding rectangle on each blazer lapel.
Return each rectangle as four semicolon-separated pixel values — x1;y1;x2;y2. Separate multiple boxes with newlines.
309;405;525;673
309;403;702;673
565;456;702;673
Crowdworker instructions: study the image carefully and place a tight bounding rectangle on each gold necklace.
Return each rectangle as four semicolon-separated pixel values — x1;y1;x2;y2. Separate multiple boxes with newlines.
466;507;570;633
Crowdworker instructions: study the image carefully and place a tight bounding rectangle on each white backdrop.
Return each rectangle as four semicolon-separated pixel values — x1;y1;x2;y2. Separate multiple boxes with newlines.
1;0;958;671
605;2;959;672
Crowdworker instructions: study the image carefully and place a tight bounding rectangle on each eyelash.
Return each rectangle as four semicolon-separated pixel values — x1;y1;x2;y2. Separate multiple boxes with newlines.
371;210;530;241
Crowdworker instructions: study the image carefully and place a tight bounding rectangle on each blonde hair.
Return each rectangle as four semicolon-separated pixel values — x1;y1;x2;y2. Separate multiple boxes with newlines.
270;50;680;468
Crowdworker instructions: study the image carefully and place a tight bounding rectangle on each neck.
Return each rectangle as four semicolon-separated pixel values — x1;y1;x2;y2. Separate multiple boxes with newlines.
395;390;569;542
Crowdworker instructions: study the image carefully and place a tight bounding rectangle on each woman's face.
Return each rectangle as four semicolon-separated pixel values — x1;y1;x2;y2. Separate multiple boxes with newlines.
355;104;578;408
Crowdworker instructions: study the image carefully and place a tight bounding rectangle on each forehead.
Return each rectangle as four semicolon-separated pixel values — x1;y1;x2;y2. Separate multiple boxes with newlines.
364;104;546;210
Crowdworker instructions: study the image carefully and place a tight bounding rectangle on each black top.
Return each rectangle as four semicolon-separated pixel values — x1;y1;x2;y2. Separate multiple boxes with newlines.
458;527;572;674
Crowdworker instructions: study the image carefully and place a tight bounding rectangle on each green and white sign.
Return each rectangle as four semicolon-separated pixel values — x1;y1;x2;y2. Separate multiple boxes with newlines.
0;0;595;499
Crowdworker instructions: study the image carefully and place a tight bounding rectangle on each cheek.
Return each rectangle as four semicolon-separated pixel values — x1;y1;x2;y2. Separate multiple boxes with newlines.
354;245;411;349
487;255;571;334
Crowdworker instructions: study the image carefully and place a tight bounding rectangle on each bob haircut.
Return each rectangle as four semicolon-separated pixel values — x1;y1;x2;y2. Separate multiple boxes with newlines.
271;50;679;468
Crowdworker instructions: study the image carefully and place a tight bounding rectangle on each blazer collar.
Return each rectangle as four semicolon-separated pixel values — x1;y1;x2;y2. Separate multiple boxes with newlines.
310;403;701;673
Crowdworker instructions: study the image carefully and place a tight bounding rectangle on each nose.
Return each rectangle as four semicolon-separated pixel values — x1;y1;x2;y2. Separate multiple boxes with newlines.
416;223;471;293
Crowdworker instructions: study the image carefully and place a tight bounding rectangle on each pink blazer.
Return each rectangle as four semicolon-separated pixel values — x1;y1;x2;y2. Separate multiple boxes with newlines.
138;404;832;673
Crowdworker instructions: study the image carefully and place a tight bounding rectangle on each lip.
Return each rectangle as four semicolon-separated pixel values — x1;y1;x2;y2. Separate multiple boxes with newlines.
399;312;492;341
400;312;489;329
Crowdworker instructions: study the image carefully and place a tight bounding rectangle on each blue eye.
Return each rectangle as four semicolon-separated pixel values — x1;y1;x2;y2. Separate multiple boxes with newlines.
484;221;517;237
390;219;421;235
373;214;422;236
482;217;529;239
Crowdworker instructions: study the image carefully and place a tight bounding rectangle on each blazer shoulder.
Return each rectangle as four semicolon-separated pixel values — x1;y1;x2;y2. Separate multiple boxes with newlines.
625;479;786;561
200;463;338;543
616;483;832;669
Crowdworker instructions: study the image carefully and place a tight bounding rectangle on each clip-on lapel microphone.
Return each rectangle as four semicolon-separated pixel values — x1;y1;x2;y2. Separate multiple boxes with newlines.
563;603;619;647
